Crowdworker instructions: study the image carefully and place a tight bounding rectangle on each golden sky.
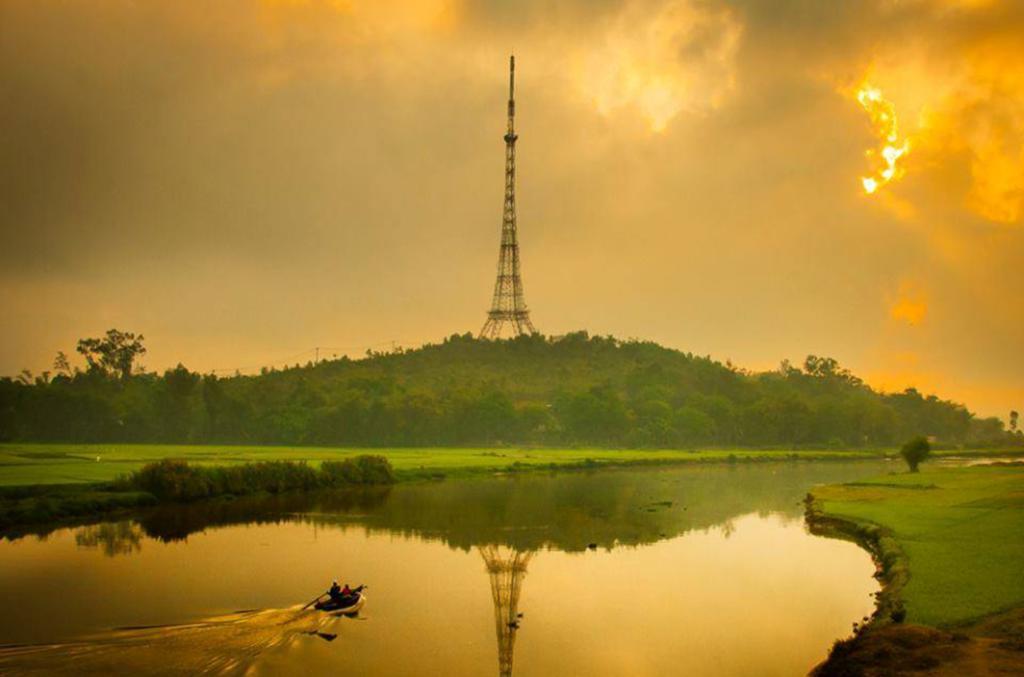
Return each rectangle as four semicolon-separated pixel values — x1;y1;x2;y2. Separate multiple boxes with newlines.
1;0;1022;417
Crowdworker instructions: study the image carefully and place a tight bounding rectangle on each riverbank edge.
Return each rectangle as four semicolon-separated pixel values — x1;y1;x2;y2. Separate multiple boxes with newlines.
804;494;908;628
803;472;1024;676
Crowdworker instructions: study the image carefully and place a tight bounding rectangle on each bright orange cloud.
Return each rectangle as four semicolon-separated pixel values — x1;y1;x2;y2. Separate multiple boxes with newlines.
958;42;1024;223
889;296;927;326
887;280;928;326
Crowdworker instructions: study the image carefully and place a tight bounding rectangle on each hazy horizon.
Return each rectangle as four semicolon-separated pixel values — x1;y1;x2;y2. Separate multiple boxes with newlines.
2;0;1022;419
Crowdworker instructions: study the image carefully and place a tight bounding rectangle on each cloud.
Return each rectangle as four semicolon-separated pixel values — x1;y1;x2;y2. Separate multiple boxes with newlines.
888;281;928;327
572;0;743;132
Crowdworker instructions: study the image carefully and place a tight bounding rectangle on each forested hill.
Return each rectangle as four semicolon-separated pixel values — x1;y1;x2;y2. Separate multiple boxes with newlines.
0;332;1015;448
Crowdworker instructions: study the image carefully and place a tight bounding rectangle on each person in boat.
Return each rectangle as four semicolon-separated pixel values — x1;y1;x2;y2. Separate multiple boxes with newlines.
328;581;342;602
341;584;353;596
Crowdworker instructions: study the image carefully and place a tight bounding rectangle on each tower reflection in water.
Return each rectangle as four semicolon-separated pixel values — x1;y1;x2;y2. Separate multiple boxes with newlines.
479;545;534;677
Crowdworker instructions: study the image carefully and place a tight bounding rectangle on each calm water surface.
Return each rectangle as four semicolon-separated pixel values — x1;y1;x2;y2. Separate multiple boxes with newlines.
0;461;893;675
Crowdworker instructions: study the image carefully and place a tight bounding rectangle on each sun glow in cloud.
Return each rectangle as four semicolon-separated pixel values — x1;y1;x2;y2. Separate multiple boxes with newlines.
846;36;1024;224
855;84;909;194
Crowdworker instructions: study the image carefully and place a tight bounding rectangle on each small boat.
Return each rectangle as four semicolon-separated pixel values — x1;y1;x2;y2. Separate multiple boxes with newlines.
314;591;366;615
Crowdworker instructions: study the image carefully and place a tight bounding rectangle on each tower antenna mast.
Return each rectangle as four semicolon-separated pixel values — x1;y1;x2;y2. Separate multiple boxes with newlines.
480;55;537;339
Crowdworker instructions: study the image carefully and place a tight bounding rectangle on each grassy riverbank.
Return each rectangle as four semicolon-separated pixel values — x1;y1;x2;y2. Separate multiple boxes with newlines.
807;464;1024;674
0;443;905;487
5;442;1022;488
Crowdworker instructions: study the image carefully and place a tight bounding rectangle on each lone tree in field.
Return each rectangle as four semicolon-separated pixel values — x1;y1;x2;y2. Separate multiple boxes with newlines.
76;329;146;380
900;436;931;472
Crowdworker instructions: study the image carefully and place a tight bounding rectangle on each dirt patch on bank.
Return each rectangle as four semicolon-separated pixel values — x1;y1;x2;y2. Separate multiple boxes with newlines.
812;608;1024;676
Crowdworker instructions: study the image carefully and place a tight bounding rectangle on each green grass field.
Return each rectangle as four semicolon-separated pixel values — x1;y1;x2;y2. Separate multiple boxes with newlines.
2;443;1018;488
0;443;904;487
811;464;1024;627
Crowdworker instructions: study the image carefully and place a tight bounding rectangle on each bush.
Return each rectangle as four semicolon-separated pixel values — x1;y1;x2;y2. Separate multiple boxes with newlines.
900;436;931;472
216;461;319;495
128;455;395;502
354;454;396;483
131;459;213;501
319;459;363;485
320;455;395;486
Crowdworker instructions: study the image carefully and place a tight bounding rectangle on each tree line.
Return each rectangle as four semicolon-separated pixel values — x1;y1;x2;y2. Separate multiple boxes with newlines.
1;330;1019;449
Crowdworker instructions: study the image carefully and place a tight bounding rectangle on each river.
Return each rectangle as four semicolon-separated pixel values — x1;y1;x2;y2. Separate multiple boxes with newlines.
0;460;894;675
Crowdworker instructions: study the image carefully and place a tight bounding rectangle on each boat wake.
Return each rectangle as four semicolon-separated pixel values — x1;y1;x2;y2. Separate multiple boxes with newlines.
0;606;337;675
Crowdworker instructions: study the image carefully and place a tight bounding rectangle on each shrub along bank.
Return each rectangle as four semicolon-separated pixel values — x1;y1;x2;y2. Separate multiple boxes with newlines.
0;455;394;530
125;455;394;501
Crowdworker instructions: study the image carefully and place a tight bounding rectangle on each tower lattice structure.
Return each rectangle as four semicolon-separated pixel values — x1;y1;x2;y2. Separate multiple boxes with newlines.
479;545;534;677
480;55;537;340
